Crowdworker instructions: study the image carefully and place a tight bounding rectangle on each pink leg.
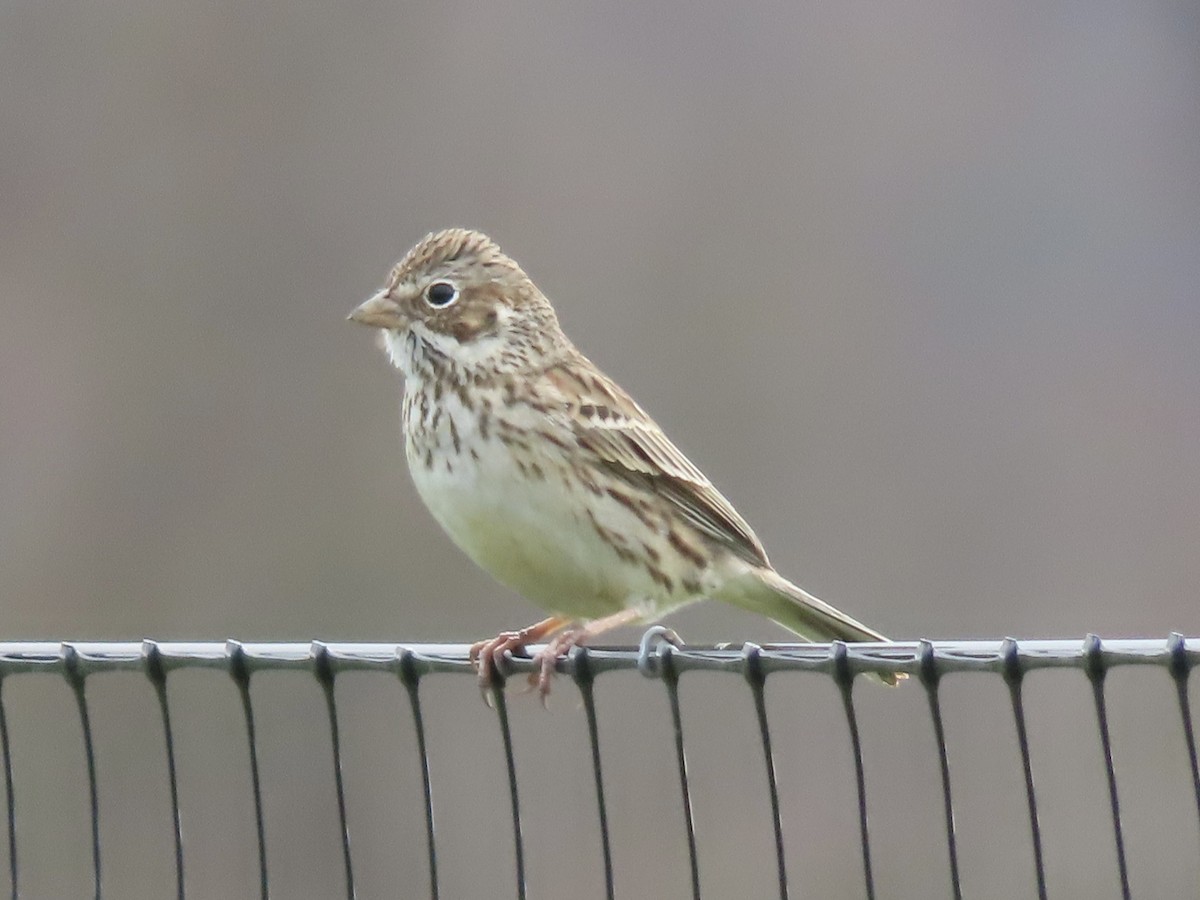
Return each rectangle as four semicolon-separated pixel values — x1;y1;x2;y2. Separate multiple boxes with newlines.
469;616;570;693
532;608;643;701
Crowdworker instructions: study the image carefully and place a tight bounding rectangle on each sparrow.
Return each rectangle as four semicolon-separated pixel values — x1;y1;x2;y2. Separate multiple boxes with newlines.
349;229;899;694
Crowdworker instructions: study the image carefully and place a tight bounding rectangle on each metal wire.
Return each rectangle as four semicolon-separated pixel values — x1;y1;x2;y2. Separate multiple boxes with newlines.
227;641;269;900
62;645;102;900
1001;638;1047;900
397;650;438;900
0;637;1189;679
1085;634;1131;900
1168;633;1200;851
570;647;615;900
489;678;526;900
639;629;701;900
917;639;961;900
743;644;788;900
0;635;1196;898
832;641;875;900
0;674;16;900
313;642;356;900
143;641;185;900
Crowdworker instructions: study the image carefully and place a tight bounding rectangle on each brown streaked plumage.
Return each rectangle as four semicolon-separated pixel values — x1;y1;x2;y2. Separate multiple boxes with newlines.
350;228;902;693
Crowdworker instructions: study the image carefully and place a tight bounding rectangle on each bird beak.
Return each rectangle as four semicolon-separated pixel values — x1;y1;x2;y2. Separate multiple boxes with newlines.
348;290;407;329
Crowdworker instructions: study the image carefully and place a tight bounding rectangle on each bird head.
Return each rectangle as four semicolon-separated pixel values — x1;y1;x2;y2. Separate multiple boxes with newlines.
349;228;565;377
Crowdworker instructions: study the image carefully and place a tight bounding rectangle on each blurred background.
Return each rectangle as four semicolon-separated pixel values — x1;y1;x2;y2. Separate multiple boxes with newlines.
1;1;1198;897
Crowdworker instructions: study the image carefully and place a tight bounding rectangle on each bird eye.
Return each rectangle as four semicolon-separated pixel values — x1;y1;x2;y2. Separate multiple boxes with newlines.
425;281;459;308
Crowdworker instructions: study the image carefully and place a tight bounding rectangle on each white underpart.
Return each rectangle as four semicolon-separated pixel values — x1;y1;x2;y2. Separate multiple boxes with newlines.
412;438;710;621
384;322;715;622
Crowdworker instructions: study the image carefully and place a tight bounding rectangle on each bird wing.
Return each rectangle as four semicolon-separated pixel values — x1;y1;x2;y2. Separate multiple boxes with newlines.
540;359;771;569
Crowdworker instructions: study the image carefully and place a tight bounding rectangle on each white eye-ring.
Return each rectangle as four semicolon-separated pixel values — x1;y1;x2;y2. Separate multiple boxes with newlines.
424;281;459;308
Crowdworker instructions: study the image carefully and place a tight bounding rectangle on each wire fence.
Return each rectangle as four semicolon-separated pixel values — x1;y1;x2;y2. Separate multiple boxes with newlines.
0;634;1197;899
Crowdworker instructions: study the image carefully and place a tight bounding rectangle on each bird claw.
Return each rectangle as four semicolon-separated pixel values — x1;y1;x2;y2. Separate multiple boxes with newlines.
469;630;529;703
470;613;635;706
469;621;577;706
529;628;584;706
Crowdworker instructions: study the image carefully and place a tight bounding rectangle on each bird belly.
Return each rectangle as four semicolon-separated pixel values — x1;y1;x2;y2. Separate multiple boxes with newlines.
408;447;694;621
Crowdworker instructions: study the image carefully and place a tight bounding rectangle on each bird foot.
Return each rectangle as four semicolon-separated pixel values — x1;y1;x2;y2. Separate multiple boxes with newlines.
469;629;531;695
529;628;589;706
469;616;571;704
470;611;641;706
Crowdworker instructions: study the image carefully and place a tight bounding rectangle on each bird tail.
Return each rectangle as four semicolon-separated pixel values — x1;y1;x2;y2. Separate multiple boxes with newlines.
715;568;903;685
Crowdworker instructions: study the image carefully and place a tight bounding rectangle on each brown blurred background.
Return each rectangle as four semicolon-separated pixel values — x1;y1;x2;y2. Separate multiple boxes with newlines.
1;1;1198;897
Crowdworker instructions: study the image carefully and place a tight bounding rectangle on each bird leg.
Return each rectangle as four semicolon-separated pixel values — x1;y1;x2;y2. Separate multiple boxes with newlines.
532;608;643;701
470;616;570;693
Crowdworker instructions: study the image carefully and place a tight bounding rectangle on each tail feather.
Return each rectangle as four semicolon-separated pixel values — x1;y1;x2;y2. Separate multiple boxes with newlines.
716;568;903;685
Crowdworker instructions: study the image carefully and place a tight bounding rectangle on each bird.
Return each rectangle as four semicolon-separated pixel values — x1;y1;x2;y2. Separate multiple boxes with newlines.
349;228;900;694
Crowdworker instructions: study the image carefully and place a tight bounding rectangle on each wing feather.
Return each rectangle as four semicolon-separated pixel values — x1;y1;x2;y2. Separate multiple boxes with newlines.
540;360;770;568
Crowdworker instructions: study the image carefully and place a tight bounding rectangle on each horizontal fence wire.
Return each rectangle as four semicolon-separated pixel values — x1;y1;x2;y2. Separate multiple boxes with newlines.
0;635;1195;899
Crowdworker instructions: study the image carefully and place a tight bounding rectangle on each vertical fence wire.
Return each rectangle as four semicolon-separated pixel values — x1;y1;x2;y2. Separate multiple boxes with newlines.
656;642;701;900
398;651;439;900
63;646;102;900
743;644;788;900
832;642;875;900
571;648;616;900
1168;633;1200;840
917;640;962;900
143;642;185;900
489;680;526;900
228;642;269;900
0;675;14;900
313;644;356;900
1001;639;1047;900
1085;635;1131;900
